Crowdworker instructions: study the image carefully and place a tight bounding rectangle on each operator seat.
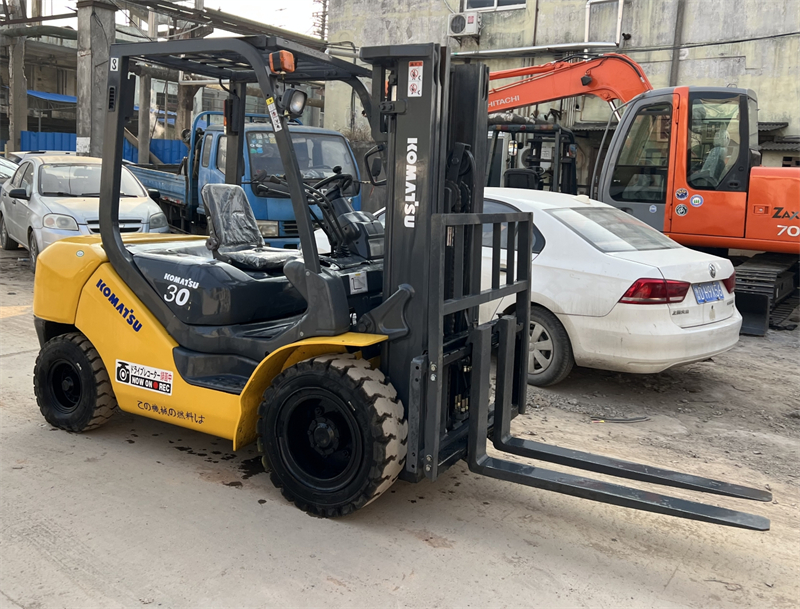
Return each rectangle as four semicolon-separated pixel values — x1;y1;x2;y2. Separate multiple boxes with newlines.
202;184;299;273
504;168;543;190
700;128;730;184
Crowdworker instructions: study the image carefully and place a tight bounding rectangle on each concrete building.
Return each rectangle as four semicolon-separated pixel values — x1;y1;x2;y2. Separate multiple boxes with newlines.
325;0;800;182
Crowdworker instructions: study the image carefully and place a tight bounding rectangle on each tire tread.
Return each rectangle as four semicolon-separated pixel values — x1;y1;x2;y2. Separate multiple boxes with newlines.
33;332;118;431
258;353;407;517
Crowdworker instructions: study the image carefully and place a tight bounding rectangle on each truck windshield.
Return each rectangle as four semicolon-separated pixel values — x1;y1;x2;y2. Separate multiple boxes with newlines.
39;164;145;197
246;131;356;183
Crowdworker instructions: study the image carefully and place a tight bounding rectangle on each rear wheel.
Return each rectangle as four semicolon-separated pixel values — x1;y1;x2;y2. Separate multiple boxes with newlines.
33;332;118;431
258;354;407;517
28;231;39;272
527;306;574;387
0;214;18;250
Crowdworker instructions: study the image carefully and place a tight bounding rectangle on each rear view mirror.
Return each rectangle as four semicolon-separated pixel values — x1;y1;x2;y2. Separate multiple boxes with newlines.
9;188;29;200
363;144;386;187
370;157;382;178
148;188;161;202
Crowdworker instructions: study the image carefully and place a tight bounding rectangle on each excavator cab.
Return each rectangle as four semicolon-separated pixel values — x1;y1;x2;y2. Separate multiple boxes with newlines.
598;87;759;235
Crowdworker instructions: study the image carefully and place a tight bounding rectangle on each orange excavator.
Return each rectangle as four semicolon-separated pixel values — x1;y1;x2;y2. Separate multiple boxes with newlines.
488;54;800;335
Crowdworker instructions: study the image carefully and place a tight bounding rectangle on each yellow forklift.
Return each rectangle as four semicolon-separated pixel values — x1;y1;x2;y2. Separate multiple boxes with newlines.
32;36;771;528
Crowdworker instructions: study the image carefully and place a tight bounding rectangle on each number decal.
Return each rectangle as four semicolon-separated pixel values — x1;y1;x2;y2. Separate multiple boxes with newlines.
110;57;119;72
778;225;800;237
164;285;190;306
175;288;190;306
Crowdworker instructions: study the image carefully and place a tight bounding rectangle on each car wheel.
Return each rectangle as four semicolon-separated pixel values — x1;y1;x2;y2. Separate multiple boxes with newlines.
28;231;39;272
0;214;18;250
527;306;574;387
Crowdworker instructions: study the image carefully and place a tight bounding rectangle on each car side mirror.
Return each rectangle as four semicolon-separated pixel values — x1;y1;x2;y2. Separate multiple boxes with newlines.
148;188;161;202
9;187;29;200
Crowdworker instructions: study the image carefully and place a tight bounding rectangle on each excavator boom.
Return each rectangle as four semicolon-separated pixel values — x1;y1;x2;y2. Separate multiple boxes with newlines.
488;53;653;113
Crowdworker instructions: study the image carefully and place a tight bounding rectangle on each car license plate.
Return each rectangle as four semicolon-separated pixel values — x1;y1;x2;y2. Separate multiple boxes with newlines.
692;281;725;304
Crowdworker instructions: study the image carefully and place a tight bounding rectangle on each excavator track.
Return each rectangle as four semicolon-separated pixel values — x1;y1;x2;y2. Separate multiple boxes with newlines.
735;253;798;335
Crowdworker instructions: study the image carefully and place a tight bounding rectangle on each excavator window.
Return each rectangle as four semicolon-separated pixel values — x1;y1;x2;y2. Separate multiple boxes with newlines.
687;96;741;190
609;103;672;204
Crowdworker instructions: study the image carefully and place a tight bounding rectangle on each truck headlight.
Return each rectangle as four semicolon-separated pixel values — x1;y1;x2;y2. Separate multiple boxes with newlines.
149;212;168;230
42;214;79;231
257;220;279;237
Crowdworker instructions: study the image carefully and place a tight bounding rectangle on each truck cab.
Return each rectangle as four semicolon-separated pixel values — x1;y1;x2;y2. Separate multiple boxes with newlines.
198;122;362;248
131;114;362;249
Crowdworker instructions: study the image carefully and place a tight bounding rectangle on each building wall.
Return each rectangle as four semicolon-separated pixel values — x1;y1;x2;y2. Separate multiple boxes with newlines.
326;0;800;167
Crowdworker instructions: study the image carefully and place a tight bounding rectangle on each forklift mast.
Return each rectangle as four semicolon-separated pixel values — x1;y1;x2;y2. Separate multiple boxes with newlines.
360;45;532;481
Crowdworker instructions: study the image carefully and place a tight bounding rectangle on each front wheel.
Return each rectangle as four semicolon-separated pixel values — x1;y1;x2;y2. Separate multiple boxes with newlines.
258;354;407;517
28;231;39;273
33;332;118;431
527;306;574;387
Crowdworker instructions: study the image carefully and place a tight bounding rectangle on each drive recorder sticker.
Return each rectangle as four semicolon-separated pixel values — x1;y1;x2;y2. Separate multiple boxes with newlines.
116;360;173;396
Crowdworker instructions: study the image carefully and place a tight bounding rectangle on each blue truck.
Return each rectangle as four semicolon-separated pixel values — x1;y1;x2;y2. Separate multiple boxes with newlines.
129;112;362;248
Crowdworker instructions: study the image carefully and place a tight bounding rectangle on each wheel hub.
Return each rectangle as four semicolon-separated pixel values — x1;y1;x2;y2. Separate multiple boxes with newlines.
277;388;362;491
48;360;82;413
308;417;340;456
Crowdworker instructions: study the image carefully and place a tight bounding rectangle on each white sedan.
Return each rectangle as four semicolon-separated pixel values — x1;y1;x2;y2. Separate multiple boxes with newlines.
320;189;741;387
481;188;741;385
0;154;169;271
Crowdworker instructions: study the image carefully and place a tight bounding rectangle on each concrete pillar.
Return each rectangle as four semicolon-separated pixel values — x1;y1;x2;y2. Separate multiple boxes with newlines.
137;74;152;163
669;0;686;87
176;84;200;136
8;0;28;151
31;0;42;23
76;0;116;157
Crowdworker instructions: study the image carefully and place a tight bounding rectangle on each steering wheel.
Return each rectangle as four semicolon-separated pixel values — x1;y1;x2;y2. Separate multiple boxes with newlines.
313;172;354;193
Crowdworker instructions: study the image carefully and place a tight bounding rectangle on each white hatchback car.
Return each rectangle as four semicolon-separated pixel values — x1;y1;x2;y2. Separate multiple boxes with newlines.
481;188;741;385
0;155;169;271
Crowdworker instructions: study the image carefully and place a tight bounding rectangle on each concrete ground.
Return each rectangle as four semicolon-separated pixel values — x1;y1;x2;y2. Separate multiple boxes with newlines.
1;246;798;609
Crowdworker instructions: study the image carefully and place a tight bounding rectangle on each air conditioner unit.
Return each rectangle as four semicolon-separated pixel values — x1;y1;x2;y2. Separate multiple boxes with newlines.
448;11;482;38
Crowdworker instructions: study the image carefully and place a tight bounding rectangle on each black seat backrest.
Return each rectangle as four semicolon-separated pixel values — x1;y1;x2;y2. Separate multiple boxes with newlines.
202;184;262;252
504;168;543;190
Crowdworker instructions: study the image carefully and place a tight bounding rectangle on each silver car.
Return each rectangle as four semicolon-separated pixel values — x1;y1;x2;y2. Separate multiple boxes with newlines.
0;157;18;185
0;155;169;271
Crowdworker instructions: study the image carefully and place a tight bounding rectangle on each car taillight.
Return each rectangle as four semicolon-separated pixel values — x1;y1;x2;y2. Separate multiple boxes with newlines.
722;272;735;294
619;278;690;304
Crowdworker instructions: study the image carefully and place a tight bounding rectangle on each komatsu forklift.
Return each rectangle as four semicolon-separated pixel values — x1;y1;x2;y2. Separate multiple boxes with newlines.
32;36;771;528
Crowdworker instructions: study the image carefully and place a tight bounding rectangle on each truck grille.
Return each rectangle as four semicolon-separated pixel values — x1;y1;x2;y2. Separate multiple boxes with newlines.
282;221;298;236
87;219;143;234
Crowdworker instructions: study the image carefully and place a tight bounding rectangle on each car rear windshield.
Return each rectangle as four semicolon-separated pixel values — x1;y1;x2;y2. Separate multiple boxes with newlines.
246;131;356;182
39;164;145;197
548;207;681;252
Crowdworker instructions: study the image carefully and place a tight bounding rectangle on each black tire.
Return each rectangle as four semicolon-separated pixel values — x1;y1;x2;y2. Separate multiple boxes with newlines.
28;231;39;273
258;353;407;517
527;305;574;387
33;332;118;432
0;213;18;250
